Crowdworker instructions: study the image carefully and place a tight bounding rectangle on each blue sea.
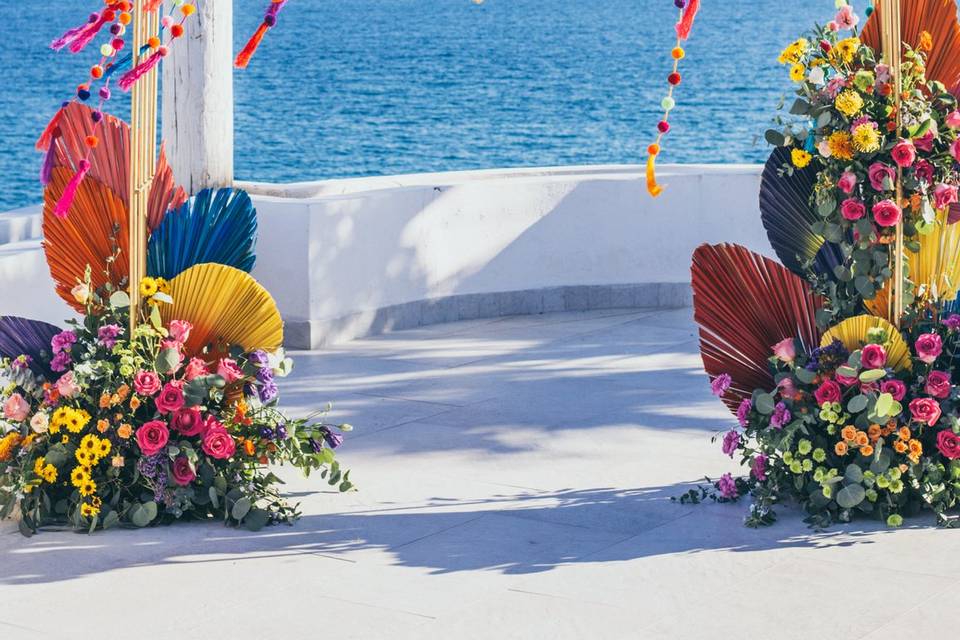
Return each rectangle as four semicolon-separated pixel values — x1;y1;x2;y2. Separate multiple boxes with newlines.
1;1;853;211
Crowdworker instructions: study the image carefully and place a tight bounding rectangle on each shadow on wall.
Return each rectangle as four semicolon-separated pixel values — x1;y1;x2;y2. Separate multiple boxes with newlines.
0;483;895;585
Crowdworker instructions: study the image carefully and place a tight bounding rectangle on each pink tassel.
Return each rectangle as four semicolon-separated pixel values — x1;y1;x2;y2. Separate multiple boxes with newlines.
143;0;164;11
53;159;91;220
67;12;110;54
36;107;64;151
50;13;97;51
675;0;700;41
118;49;166;91
40;139;58;186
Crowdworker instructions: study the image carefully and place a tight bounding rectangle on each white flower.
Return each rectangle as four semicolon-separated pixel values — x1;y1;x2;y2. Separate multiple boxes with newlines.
817;140;832;158
807;66;825;86
70;283;90;304
30;412;49;434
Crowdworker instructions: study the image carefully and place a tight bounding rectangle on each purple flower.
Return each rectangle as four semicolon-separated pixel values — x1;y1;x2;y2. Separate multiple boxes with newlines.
10;355;32;372
308;437;323;453
97;324;122;349
736;399;752;427
717;473;738;499
275;423;288;440
751;454;768;481
260;426;275;440
50;351;72;373
256;367;274;384
50;330;76;354
322;427;344;449
711;373;732;397
258;379;279;404
770;402;791;429
721;430;741;457
943;314;960;331
248;350;270;366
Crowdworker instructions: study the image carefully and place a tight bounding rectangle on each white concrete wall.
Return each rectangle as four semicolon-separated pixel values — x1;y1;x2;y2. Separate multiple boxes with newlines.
0;164;774;347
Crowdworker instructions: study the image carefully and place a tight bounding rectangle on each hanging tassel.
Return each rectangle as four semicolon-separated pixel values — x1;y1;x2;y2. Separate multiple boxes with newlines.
53;159;91;220
235;0;288;69
40;133;59;186
36;107;65;151
675;0;700;41
118;48;167;91
50;13;99;51
143;0;164;12
646;153;663;198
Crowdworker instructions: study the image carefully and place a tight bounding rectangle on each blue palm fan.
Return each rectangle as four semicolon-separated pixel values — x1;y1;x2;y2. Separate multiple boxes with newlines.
147;188;258;281
760;147;843;280
0;316;62;378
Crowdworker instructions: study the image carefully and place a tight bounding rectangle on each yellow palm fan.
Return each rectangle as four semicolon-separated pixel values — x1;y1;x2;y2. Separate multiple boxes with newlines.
821;315;912;371
160;263;283;359
43;167;129;310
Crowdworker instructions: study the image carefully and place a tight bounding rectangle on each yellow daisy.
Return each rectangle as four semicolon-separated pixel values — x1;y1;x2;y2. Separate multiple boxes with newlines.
791;148;813;169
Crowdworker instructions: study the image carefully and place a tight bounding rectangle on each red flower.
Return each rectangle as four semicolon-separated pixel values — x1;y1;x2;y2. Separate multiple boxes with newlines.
937;430;960;460
154;382;185;415
136;420;169;456
171;456;196;486
872;199;902;227
171;407;204;436
202;427;236;460
879;379;906;401
814;379;842;405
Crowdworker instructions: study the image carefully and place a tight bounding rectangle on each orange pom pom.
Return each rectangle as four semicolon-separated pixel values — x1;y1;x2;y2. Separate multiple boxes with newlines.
648;144;661;156
671;47;685;60
147;36;161;49
85;135;99;148
118;12;131;25
90;65;104;79
181;4;196;16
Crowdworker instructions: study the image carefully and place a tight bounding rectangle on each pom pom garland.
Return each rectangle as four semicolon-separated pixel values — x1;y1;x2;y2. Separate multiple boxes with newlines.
235;0;289;69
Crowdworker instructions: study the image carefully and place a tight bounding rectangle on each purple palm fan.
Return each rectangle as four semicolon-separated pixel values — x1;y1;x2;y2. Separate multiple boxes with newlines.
0;316;62;378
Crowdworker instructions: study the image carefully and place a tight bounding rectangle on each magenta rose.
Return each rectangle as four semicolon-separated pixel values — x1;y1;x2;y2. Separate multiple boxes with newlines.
873;199;902;227
183;357;209;381
925;371;951;399
934;184;959;210
171;457;196;486
136;420;169;456
840;198;866;221
836;372;859;386
951;138;960;163
837;171;858;195
814;379;842;405
936;430;960;459
133;370;161;396
947;110;960;129
914;159;935;184
202;415;224;437
909;397;942;426
890;139;916;168
860;343;887;369
154;382;185;415
216;358;244;384
913;129;936;153
202;427;236;460
171;407;204;437
167;319;193;343
880;379;906;401
915;333;944;364
868;162;896;191
859;381;880;394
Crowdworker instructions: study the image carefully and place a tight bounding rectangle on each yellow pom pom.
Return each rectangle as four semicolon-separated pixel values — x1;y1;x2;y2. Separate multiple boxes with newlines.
671;47;685;60
100;43;115;57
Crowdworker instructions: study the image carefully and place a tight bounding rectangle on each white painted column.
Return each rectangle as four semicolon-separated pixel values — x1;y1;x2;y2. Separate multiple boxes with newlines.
161;0;234;194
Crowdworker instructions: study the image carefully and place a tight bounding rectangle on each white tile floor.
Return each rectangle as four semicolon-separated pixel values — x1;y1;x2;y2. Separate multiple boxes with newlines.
1;308;955;639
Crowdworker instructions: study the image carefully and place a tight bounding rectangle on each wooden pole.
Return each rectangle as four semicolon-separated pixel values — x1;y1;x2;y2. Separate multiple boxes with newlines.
161;0;234;194
128;6;160;334
879;0;903;327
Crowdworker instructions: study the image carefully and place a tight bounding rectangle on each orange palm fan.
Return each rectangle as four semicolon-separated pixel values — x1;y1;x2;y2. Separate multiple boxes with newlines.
692;243;825;412
861;0;960;90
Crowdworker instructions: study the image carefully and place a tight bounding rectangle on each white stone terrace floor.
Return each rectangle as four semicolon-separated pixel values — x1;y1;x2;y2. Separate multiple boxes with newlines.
2;308;960;639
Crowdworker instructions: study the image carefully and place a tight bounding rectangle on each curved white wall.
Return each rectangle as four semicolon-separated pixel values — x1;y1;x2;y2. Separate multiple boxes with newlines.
0;164;774;348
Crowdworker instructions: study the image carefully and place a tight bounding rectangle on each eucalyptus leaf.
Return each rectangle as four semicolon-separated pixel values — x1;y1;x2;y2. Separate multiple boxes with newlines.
859;369;887;383
836;484;866;509
755;393;776;415
109;291;130;308
231;497;252;521
847;394;869;413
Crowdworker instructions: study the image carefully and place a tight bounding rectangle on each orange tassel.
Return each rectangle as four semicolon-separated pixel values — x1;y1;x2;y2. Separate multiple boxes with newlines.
235;22;269;69
143;0;164;11
36;107;64;151
646;155;663;197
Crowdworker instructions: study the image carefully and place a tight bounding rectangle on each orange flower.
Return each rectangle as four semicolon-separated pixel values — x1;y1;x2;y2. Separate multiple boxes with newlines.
116;384;130;401
920;30;933;52
130;397;141;410
99;393;111;409
867;424;881;441
110;394;121;406
841;426;858;442
96;419;109;433
835;441;849;456
855;432;870;447
894;440;908;454
243;440;256;456
861;445;874;457
117;424;133;439
899;464;909;474
909;439;923;456
258;455;269;465
898;427;911;441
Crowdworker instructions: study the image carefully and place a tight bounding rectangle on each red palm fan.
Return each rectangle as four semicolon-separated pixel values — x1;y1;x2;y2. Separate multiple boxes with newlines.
692;243;825;412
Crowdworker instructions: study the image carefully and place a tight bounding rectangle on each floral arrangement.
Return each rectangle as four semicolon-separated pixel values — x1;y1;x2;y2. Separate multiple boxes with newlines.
688;1;960;528
1;277;351;535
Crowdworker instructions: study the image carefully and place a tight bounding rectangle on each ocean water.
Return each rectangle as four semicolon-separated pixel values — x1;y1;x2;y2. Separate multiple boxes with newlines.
1;1;849;211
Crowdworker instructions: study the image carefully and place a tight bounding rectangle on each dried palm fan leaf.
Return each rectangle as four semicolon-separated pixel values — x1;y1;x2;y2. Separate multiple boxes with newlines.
160;263;283;359
0;316;62;378
861;0;960;90
820;315;912;371
43;167;129;311
760;147;843;279
48;103;185;230
147;188;258;281
692;243;824;412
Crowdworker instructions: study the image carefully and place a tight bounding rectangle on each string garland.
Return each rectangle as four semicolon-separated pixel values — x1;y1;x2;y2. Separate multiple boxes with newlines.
646;0;700;197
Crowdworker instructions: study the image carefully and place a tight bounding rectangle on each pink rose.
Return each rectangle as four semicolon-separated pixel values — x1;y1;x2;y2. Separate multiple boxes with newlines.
891;139;916;168
154;382;185;415
914;129;936;153
134;370;162;396
837;171;858;195
202;415;224;436
814;379;842;405
216;358;244;384
183;357;209;381
859;381;880;395
55;371;81;398
880;379;906;401
951;138;960;163
171;457;196;486
159;340;184;374
171;407;205;437
777;377;799;400
915;333;944;364
868;162;896;191
840;198;866;221
909;397;942;427
136;420;170;456
202;427;236;460
167;320;193;343
3;393;30;422
873;199;902;227
925;370;951;399
836;372;859;386
934;184;959;210
771;338;796;363
914;159;935;184
860;343;887;369
937;430;960;459
948;111;960;129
